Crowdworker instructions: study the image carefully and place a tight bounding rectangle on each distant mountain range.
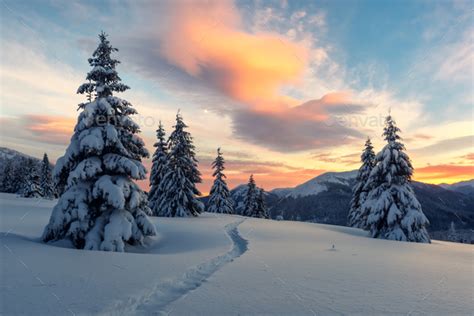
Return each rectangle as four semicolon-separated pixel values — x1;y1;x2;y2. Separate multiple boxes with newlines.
1;147;472;241
228;171;474;241
0;147;40;163
440;179;474;195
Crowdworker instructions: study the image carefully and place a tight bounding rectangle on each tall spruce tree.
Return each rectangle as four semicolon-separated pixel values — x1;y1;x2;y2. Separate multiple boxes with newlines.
348;137;375;229
243;174;258;217
148;122;169;216
362;115;430;243
42;33;156;251
21;165;42;198
157;112;203;217
40;153;55;199
252;188;269;219
207;148;234;214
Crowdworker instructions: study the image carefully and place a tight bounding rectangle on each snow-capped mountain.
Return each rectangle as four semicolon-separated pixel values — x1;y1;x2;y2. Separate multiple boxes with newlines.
440;179;474;195
265;171;474;239
272;170;357;198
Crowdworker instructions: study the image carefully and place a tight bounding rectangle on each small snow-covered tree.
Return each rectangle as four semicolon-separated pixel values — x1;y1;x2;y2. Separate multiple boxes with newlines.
157;112;203;217
348;137;375;229
447;221;459;242
251;188;269;219
148;122;169;216
42;33;156;251
362;115;430;243
21;165;42;198
243;174;258;217
40;153;55;199
1;160;14;193
207;148;234;214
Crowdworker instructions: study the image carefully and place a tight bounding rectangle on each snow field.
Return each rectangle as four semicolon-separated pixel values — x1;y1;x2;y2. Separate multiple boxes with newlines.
1;193;472;315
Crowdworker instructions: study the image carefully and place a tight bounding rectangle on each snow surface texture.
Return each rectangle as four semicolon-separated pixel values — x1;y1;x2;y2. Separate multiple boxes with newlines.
1;193;472;315
108;218;247;314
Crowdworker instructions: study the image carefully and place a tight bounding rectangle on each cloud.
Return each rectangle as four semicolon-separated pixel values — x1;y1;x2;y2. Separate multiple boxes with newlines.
196;157;325;192
312;152;360;166
0;114;74;147
120;1;396;153
414;164;474;184
412;135;474;156
119;1;368;153
231;92;365;151
22;115;75;145
156;0;308;106
0;41;83;117
138;154;325;193
404;133;434;143
460;153;474;161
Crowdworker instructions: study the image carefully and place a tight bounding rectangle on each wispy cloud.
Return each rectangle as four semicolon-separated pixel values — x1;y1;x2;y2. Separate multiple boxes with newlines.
414;164;474;184
412;135;474;156
23;115;75;145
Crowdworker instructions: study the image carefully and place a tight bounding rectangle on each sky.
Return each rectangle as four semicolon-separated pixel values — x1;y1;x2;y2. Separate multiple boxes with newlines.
0;0;473;193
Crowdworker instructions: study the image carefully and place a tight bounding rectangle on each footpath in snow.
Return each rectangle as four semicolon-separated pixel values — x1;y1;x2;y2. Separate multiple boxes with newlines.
109;218;247;315
166;219;473;315
0;193;243;315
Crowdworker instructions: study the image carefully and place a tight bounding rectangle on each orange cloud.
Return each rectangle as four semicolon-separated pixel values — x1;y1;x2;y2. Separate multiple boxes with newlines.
460;153;474;161
138;156;325;193
414;164;474;184
198;158;325;193
23;115;75;145
158;0;308;109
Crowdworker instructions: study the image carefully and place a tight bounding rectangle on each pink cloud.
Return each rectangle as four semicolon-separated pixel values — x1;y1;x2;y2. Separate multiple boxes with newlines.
23;115;75;145
157;0;308;107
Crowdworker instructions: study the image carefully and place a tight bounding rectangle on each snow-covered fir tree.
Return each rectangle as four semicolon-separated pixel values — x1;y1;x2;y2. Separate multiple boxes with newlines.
362;115;430;243
21;165;42;198
251;188;269;219
157;112;203;217
42;33;156;251
1;160;14;193
243;174;258;217
16;158;41;195
207;148;234;214
148;122;169;216
40;153;55;199
348;137;375;229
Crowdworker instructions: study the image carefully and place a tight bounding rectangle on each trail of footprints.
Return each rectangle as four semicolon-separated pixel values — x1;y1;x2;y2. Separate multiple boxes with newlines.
110;218;248;315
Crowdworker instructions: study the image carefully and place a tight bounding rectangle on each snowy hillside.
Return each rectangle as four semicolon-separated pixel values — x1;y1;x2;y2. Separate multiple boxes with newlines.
1;193;472;315
0;147;38;161
440;179;474;195
0;147;42;171
272;170;357;198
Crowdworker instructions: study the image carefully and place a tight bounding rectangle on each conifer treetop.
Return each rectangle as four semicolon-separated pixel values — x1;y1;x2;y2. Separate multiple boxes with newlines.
375;115;414;185
212;148;226;178
77;32;129;99
154;121;167;149
383;115;402;144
